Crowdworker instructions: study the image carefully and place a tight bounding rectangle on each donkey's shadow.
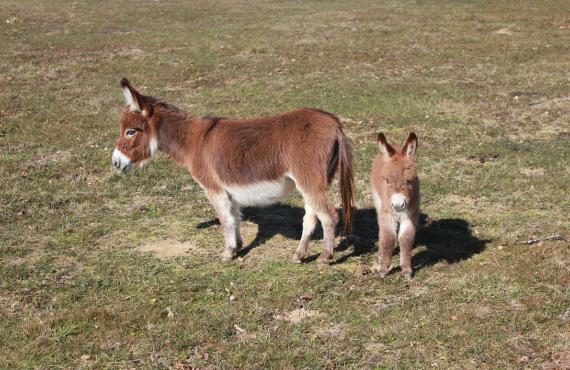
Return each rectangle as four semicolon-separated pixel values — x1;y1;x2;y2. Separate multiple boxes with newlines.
196;204;489;272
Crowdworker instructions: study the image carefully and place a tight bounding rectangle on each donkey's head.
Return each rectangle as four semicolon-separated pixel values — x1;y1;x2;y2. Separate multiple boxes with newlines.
112;78;158;173
377;132;418;211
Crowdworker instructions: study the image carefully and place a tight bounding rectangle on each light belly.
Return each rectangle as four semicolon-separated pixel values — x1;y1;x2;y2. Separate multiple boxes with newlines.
224;176;296;206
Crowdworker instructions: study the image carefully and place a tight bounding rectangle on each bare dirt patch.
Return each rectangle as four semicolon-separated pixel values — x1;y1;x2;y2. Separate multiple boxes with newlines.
114;48;148;60
539;348;570;369
520;167;545;177
314;323;346;339
274;308;322;324
25;150;73;169
443;194;481;208
136;239;200;259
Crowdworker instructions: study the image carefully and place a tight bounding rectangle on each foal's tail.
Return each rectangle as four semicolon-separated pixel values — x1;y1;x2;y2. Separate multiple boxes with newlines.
337;127;355;238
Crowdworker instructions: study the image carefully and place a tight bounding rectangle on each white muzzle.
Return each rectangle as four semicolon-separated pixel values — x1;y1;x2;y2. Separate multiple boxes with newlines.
391;193;408;211
112;149;133;173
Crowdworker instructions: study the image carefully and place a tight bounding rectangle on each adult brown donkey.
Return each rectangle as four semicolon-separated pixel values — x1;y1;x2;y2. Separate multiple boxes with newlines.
112;78;355;263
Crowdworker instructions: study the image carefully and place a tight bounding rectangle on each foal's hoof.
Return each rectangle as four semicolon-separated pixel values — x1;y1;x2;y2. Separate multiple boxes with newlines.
292;254;303;264
402;271;413;280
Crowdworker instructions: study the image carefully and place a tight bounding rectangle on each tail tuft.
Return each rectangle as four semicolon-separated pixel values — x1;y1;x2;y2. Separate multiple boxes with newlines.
338;128;355;238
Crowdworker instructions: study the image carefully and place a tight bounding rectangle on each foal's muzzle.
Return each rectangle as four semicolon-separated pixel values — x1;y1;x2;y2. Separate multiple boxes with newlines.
392;201;407;211
112;149;133;173
390;193;408;211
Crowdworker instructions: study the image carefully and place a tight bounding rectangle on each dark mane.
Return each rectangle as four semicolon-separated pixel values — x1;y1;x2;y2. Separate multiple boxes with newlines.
143;95;180;111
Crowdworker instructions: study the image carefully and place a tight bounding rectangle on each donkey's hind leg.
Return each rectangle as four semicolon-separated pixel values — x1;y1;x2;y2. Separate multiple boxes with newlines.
293;204;318;263
207;190;240;262
309;194;339;264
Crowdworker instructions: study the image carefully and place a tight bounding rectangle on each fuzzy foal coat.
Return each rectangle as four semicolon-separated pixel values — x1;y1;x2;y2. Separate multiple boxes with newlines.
370;133;419;279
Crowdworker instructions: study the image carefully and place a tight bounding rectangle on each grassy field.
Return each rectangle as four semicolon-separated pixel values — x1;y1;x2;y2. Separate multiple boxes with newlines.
1;0;569;368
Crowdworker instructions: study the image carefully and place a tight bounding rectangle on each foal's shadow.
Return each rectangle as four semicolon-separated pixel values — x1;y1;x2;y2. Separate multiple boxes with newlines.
340;209;490;273
413;215;490;272
196;204;489;272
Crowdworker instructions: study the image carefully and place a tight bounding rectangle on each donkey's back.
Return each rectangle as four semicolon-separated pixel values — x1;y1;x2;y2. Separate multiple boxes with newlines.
193;108;344;192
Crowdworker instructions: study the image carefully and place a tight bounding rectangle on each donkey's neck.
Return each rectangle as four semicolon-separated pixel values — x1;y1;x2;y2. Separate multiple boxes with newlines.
154;105;194;166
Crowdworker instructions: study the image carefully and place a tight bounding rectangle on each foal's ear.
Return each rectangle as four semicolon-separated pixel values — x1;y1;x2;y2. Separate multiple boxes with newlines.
377;133;396;157
120;78;153;117
402;132;418;157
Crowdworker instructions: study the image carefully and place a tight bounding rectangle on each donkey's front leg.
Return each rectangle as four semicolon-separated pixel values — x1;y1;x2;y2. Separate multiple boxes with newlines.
230;200;243;250
398;218;416;280
207;191;240;262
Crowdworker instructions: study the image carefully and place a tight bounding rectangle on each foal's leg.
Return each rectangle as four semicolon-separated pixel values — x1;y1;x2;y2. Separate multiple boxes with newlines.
398;217;416;280
378;218;397;278
206;191;239;261
292;204;318;263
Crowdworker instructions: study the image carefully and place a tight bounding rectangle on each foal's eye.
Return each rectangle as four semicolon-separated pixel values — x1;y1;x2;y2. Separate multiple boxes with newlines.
125;129;137;137
385;179;391;186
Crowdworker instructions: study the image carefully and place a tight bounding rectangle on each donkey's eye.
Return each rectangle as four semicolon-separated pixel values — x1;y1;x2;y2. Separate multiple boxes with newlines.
125;129;137;137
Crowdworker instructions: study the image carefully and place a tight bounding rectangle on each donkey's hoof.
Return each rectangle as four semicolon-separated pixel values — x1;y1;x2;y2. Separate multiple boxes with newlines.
221;250;236;262
317;255;333;265
379;269;390;278
292;254;303;264
402;271;413;280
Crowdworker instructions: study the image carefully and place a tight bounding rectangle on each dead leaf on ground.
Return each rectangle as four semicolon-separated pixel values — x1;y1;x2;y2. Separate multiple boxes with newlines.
495;28;514;35
165;307;174;319
234;324;257;340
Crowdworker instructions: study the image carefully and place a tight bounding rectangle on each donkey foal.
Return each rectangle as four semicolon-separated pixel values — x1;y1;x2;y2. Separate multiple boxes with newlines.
371;132;420;279
112;78;354;263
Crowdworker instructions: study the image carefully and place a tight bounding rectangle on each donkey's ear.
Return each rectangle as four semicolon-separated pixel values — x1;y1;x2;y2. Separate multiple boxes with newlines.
120;77;144;113
377;133;396;157
402;132;418;157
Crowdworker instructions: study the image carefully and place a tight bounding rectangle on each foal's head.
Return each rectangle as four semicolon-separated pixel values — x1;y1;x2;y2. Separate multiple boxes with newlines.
376;132;418;211
112;78;157;173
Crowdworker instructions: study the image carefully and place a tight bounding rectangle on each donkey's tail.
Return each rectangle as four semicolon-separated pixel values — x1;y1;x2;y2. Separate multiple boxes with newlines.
337;126;355;238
